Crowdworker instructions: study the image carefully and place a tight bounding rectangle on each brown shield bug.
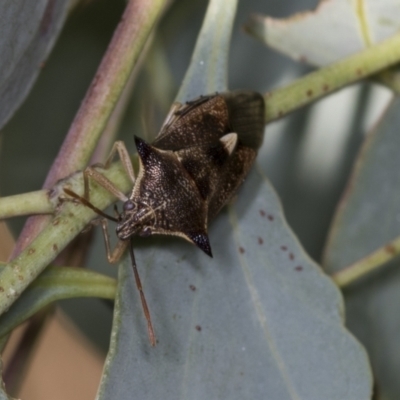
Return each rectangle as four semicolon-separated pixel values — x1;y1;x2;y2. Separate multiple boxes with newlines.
64;90;265;346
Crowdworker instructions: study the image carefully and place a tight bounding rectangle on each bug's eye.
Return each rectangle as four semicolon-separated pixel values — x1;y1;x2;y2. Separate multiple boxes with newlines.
123;200;135;211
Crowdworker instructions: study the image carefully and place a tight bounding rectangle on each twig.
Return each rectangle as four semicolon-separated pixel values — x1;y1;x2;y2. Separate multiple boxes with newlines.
264;32;400;122
0;191;52;220
331;236;400;288
13;0;166;256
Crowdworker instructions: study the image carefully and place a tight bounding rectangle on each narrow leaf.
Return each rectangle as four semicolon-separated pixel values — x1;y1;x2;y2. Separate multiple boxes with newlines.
323;97;400;399
0;1;69;129
176;0;238;103
244;0;400;66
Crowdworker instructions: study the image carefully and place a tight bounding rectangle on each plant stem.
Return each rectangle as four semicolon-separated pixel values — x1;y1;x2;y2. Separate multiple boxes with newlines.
264;32;400;122
376;68;400;94
45;0;166;186
13;0;166;256
0;191;52;220
0;161;131;316
0;265;117;338
331;236;400;288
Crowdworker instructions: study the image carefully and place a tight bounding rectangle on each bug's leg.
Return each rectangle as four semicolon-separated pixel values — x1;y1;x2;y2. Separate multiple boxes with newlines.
129;238;156;346
97;219;156;346
96;218;129;263
101;141;135;184
83;141;135;202
83;167;128;203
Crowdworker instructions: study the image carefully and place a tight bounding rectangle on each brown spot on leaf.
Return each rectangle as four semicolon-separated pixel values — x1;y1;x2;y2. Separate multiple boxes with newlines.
189;284;196;292
322;84;329;92
306;89;313;97
289;253;294;261
267;215;274;221
52;218;60;226
239;247;245;254
258;237;263;245
195;325;202;332
356;68;363;77
0;287;3;292
281;246;287;251
28;248;35;255
299;55;308;63
385;244;396;255
295;266;303;271
259;210;266;217
53;244;58;252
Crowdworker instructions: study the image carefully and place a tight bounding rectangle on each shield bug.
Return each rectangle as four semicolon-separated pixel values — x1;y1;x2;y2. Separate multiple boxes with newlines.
64;90;265;346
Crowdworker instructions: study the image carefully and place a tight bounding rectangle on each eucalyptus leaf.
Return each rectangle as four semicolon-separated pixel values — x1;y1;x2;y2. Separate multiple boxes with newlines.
176;0;237;103
244;0;400;66
323;97;400;399
0;266;116;339
0;0;69;129
97;167;372;399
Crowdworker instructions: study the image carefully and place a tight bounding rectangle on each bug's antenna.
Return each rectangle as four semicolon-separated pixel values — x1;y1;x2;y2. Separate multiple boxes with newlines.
64;188;118;222
129;238;156;346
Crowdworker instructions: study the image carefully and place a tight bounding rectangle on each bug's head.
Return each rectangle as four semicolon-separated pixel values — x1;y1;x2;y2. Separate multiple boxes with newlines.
116;198;155;240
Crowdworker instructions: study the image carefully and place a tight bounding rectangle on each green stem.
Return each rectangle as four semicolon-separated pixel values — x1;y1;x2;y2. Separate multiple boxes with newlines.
264;32;400;122
376;68;400;94
0;265;117;338
331;236;400;288
44;0;166;188
0;160;132;316
13;0;167;256
0;191;52;219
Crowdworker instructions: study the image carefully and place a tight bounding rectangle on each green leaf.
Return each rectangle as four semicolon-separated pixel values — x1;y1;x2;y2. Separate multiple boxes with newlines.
176;0;238;103
0;1;69;129
0;266;116;339
0;160;131;317
97;168;372;399
244;0;400;66
323;97;400;399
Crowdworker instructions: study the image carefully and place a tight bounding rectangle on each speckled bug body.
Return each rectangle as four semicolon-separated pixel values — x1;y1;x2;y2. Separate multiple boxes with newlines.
118;91;265;254
65;90;265;345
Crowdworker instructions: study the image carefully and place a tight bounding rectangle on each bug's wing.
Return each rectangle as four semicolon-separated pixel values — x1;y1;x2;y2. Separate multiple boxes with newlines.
222;91;265;150
207;92;265;219
153;91;265;151
207;144;257;219
152;94;227;150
